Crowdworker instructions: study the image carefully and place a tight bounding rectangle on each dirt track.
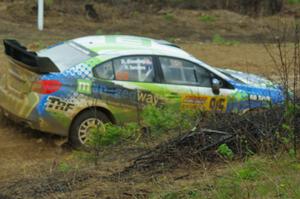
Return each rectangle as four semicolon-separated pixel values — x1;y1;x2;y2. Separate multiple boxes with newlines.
0;118;69;182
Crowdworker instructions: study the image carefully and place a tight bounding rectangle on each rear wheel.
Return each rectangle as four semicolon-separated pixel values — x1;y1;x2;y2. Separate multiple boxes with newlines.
69;110;109;148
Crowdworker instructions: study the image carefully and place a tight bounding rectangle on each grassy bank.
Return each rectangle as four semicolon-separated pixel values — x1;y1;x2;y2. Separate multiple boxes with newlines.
151;153;300;199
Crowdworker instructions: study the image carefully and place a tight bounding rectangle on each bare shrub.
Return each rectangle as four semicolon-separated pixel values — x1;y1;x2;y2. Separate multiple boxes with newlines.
263;19;300;154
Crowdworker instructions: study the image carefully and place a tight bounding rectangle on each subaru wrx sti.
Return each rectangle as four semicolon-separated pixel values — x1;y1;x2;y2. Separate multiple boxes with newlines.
0;36;285;147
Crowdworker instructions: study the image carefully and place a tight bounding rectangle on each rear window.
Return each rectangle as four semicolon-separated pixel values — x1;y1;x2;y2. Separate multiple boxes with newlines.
38;42;92;71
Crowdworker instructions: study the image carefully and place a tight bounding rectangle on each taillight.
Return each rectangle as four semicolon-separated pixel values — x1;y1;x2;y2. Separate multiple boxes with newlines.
32;80;62;94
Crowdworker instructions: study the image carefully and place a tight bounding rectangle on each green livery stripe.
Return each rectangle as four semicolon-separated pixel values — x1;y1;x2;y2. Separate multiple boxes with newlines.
84;57;103;67
91;45;148;52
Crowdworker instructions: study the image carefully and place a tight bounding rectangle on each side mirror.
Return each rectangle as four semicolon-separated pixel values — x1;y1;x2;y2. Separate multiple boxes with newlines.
212;78;221;95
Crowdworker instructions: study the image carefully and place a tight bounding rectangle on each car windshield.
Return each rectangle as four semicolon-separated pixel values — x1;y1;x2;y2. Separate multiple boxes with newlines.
38;42;92;71
217;69;245;84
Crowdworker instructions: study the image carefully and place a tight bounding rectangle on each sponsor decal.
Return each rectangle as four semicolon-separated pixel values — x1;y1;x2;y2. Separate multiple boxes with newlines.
182;95;208;105
249;94;271;101
209;97;227;111
138;91;159;105
77;79;92;94
181;95;227;112
46;96;75;112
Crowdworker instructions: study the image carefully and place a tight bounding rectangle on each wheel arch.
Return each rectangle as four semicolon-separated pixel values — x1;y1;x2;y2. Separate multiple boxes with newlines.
68;106;116;135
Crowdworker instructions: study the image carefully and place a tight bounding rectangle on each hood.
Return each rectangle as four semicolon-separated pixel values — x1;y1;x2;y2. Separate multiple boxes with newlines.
217;68;277;89
217;68;285;106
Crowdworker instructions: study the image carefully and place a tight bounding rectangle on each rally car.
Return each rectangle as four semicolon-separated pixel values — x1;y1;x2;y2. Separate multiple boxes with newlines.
0;35;285;147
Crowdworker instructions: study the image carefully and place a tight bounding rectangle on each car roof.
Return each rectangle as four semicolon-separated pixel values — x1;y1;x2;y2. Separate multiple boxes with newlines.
72;35;194;60
72;35;232;82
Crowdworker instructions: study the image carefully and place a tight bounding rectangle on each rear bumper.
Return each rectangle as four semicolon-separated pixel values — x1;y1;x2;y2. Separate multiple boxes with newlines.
0;106;36;128
0;91;69;137
0;87;39;115
0;103;69;137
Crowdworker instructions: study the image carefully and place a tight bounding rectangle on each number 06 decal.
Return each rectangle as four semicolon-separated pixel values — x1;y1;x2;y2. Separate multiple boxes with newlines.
209;97;227;111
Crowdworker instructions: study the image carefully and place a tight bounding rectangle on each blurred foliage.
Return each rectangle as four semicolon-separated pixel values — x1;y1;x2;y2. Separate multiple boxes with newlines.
45;0;54;7
288;0;300;4
96;0;283;16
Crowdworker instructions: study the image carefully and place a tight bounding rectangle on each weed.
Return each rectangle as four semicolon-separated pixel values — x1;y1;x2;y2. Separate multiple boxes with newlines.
236;167;258;181
199;15;217;23
87;123;138;147
186;190;200;199
57;162;72;173
291;162;300;170
217;144;234;160
85;122;140;165
164;13;175;21
212;34;240;46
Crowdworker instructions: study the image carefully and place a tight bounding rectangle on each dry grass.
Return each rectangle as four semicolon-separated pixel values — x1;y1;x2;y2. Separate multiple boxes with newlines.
183;43;276;76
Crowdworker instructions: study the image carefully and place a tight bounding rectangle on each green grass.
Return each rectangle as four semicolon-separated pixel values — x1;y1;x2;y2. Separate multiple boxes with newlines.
199;15;217;23
150;154;300;199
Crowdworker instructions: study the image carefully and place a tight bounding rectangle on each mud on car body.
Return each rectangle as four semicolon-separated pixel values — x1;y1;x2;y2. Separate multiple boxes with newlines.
0;35;285;147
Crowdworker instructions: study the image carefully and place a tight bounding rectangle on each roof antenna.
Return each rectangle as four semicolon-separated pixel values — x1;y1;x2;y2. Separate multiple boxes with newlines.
38;0;44;31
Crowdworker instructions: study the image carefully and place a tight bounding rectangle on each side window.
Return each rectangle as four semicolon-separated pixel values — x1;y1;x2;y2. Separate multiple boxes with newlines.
195;65;212;87
159;57;211;87
94;61;114;80
113;56;155;82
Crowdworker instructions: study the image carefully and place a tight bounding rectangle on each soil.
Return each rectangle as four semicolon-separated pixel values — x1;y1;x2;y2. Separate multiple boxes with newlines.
0;1;299;198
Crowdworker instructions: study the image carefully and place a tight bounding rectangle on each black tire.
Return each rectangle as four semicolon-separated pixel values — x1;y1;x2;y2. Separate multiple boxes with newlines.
69;109;110;149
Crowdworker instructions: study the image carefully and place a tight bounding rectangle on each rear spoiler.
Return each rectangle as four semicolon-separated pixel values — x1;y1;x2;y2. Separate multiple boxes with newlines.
3;39;60;74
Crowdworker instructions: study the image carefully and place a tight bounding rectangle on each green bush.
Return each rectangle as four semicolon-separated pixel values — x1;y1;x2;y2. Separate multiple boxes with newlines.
280;102;300;157
87;122;139;147
86;122;139;165
142;104;200;136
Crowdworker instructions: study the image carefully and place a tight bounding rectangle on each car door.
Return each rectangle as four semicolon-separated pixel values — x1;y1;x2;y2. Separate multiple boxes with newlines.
111;55;167;107
93;59;141;124
157;56;235;112
94;55;170;123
